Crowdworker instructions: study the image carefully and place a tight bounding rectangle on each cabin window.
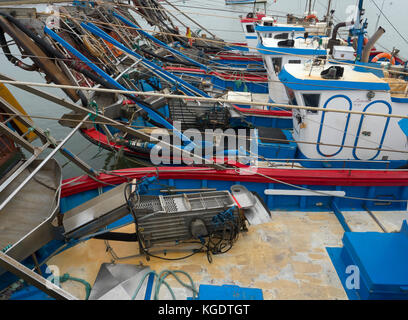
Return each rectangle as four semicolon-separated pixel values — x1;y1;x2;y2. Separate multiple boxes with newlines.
246;24;255;33
286;87;298;105
271;57;282;73
274;33;289;40
288;60;301;64
302;94;320;113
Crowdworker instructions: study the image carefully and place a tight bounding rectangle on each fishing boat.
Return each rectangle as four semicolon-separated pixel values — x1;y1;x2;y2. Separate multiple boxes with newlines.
239;0;334;54
245;0;406;107
2;162;408;300
226;0;258;5
1;81;408;299
1;1;408;301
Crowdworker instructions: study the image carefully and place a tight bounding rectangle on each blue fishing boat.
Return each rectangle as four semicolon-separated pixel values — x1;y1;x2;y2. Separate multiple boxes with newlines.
2;162;408;300
1;0;408;302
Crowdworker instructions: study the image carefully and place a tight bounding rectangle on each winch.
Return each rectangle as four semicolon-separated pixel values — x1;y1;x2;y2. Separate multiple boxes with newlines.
62;178;271;259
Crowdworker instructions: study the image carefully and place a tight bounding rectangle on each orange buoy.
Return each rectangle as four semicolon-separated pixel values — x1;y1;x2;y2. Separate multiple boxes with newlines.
372;52;396;65
103;31;123;58
305;14;319;23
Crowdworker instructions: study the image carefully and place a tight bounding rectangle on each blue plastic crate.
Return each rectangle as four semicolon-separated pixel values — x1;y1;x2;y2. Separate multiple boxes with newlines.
328;220;408;300
194;284;263;300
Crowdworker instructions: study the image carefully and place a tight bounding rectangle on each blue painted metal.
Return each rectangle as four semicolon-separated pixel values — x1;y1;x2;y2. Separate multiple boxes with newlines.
278;66;391;91
73;0;95;7
226;0;256;4
43;27;194;146
330;201;351;232
112;12;209;71
353;61;384;78
352;100;392;161
328;220;408;300
63;178;408;216
317;95;352;157
351;0;367;61
257;43;327;56
398;118;408;137
10;285;54;300
257;129;297;159
5;168;408;297
326;247;360;300
222;45;250;52
392;96;408;103
144;273;155;300
81;22;210;99
194;284;263;300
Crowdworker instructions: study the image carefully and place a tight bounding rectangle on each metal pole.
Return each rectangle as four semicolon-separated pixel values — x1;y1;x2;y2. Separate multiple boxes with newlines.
0;114;90;211
0;143;50;193
0;251;77;300
0;0;69;4
325;0;332;20
160;0;217;38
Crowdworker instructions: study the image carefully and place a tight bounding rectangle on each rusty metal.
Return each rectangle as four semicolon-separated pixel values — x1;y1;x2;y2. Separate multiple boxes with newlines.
0;16;80;102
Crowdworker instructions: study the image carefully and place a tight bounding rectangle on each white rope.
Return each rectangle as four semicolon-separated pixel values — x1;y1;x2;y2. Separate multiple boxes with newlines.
2;78;408;120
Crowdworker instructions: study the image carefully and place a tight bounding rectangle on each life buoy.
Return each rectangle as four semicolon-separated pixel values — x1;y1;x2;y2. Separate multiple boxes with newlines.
372;52;396;65
305;14;319;23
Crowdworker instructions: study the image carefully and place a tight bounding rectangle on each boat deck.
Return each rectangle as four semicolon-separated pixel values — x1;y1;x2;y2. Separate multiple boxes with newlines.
45;208;408;300
47;211;334;299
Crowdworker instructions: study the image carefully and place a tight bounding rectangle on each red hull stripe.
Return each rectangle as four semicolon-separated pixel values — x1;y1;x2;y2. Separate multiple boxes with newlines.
61;166;408;198
232;104;292;117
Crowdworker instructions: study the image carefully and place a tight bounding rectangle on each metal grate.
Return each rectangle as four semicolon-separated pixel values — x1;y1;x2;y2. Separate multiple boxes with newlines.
168;99;229;130
163;197;178;213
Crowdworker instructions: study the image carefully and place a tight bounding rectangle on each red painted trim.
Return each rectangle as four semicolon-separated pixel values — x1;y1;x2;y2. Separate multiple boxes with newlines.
240;13;266;23
231;194;242;209
215;53;263;62
232;104;292;117
82;128;133;153
61;166;408;198
165;67;206;74
229;42;248;46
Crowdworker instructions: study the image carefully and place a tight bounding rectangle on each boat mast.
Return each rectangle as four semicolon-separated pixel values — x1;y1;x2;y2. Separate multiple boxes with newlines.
325;0;332;21
352;0;368;61
326;0;332;15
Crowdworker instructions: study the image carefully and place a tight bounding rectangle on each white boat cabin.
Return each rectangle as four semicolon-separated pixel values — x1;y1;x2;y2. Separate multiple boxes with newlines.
255;19;329;104
279;63;408;167
240;13;266;52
